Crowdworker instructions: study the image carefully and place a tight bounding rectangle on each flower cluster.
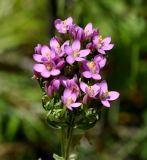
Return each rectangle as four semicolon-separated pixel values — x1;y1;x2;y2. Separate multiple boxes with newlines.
33;17;119;111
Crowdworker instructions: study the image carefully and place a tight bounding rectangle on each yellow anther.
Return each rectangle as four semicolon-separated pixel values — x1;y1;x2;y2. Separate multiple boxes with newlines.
63;20;67;24
98;36;103;48
89;86;94;96
46;63;51;71
66;96;72;105
104;91;109;98
73;49;79;58
89;61;96;73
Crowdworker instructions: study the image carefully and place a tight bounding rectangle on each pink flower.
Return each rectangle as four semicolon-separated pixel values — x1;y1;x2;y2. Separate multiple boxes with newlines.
93;36;114;54
45;78;60;96
61;89;82;110
99;80;119;107
80;82;100;103
33;58;64;78
50;38;69;57
65;40;90;64
84;23;93;39
54;17;73;34
33;45;55;63
81;60;101;80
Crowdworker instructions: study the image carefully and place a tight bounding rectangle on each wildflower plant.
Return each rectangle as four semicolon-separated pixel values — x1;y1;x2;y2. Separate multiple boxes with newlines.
33;17;119;160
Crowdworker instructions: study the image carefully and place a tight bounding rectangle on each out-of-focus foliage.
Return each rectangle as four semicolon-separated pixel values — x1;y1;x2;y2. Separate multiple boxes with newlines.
0;0;147;159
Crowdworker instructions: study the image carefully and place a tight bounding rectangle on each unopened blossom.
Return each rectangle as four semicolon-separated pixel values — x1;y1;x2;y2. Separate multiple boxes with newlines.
54;17;73;34
94;55;107;68
61;89;82;110
81;60;101;80
65;40;90;64
45;78;60;96
80;82;100;103
50;38;69;57
93;36;114;54
33;45;55;63
99;80;119;107
33;58;64;78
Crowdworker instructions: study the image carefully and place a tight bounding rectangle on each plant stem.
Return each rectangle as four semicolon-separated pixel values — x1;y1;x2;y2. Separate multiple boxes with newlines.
61;113;75;160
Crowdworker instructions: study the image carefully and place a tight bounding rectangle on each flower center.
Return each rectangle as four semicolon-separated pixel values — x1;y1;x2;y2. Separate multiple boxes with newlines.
46;62;52;71
98;36;103;48
73;49;79;58
89;86;94;97
66;96;72;105
63;20;67;24
103;91;109;98
89;61;96;73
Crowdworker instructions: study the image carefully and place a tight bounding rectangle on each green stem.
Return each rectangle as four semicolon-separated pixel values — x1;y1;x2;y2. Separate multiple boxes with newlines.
61;113;75;160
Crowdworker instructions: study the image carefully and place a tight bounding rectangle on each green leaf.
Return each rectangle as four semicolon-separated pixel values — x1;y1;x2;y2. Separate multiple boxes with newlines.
53;153;64;160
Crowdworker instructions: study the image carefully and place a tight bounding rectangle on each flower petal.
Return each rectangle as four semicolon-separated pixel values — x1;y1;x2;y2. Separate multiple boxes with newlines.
33;64;46;72
72;40;80;50
50;69;60;76
50;38;59;49
82;71;92;78
84;23;92;32
33;54;42;62
41;69;51;78
100;80;108;92
93;84;100;96
75;57;85;62
65;46;73;55
98;48;106;54
102;37;111;44
70;103;82;108
66;55;75;64
101;100;110;107
41;46;50;56
79;49;90;57
103;44;114;50
108;91;120;101
63;89;72;100
83;95;90;103
92;74;101;80
80;82;88;93
66;17;73;25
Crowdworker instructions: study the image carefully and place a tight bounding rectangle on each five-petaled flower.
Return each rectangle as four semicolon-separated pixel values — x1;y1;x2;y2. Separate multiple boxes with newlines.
62;89;82;110
65;40;90;64
93;36;114;54
99;80;120;107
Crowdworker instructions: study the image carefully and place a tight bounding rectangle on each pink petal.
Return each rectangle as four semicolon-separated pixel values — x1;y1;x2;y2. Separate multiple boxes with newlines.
102;37;111;44
50;38;59;49
84;23;92;32
67;105;73;110
75;57;85;62
65;46;73;55
92;74;101;80
50;69;60;76
79;49;90;57
66;17;73;25
93;84;100;96
82;71;92;78
41;69;51;78
33;64;46;72
100;80;108;92
103;44;114;50
98;48;106;54
101;100;110;107
63;89;72;100
80;82;88;93
70;103;82;108
66;55;75;64
33;54;42;62
108;91;120;101
72;40;80;50
83;95;89;103
41;46;50;56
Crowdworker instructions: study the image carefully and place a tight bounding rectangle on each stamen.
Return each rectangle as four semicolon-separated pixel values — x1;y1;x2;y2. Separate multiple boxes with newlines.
103;91;109;98
66;96;72;105
89;86;94;96
73;49;79;58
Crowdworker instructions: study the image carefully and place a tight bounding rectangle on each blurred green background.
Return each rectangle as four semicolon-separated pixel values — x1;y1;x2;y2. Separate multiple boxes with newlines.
0;0;147;159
